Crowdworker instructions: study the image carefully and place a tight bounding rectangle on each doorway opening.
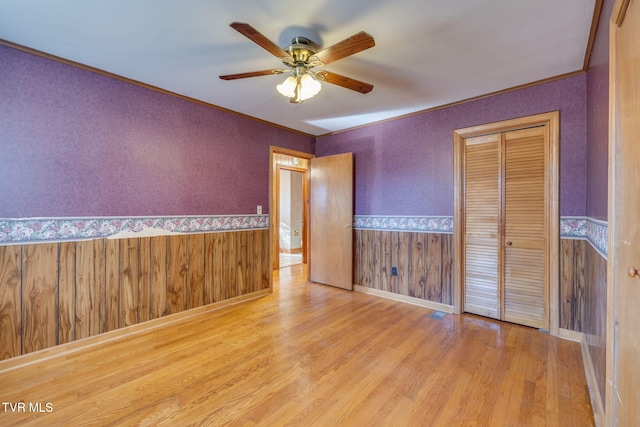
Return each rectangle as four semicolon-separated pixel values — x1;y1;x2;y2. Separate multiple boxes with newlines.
269;146;314;272
278;167;305;267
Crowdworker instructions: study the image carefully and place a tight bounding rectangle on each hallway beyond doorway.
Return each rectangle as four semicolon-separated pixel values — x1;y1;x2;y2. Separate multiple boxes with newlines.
280;252;303;267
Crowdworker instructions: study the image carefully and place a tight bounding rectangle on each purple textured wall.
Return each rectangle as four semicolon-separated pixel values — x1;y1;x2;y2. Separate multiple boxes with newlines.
317;75;587;217
586;0;614;221
0;45;314;218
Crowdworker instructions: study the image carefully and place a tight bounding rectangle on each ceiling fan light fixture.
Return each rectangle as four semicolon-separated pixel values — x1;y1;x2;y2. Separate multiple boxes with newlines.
299;73;322;101
276;76;298;98
277;71;322;103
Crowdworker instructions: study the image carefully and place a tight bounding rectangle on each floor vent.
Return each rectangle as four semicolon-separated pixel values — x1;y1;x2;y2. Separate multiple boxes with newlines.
428;311;448;320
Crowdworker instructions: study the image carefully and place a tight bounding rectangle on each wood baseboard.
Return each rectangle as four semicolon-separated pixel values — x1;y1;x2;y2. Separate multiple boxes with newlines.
354;285;454;313
559;328;605;427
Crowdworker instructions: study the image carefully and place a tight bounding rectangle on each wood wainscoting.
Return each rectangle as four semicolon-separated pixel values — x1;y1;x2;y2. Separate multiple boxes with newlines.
0;230;270;361
354;230;453;306
561;238;587;332
559;237;607;415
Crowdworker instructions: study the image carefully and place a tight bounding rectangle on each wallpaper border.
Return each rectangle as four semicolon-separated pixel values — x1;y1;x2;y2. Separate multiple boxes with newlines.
0;215;269;245
559;216;608;258
1;215;608;258
353;215;607;258
585;217;608;259
354;215;454;233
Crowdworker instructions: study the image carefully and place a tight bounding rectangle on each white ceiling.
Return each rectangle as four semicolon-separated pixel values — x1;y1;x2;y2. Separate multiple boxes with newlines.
0;0;597;136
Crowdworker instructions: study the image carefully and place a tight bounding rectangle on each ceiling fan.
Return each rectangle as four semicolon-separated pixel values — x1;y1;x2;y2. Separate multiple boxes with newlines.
219;22;375;103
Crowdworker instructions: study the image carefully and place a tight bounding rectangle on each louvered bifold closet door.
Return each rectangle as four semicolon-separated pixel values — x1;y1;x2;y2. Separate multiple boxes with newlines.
503;127;546;329
463;134;500;319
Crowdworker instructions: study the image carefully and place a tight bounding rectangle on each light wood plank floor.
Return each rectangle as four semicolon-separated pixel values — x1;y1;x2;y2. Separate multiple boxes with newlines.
279;252;303;267
0;264;594;426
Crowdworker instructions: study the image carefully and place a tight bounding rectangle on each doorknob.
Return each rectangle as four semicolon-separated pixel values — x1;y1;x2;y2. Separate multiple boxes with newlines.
506;241;512;246
628;266;639;278
345;223;352;228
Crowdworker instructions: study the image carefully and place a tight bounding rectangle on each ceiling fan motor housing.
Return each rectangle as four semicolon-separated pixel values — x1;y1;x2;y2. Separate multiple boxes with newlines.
284;37;319;66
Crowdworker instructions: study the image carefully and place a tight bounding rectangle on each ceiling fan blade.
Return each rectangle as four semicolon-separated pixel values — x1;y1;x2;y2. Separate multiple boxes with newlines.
309;32;375;66
319;71;373;94
219;69;286;80
230;22;291;59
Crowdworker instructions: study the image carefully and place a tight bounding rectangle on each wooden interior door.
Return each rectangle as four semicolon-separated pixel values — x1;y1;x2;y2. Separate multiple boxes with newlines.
459;120;552;330
309;153;354;290
455;112;558;332
463;133;501;319
503;127;547;329
607;0;640;424
462;128;547;328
